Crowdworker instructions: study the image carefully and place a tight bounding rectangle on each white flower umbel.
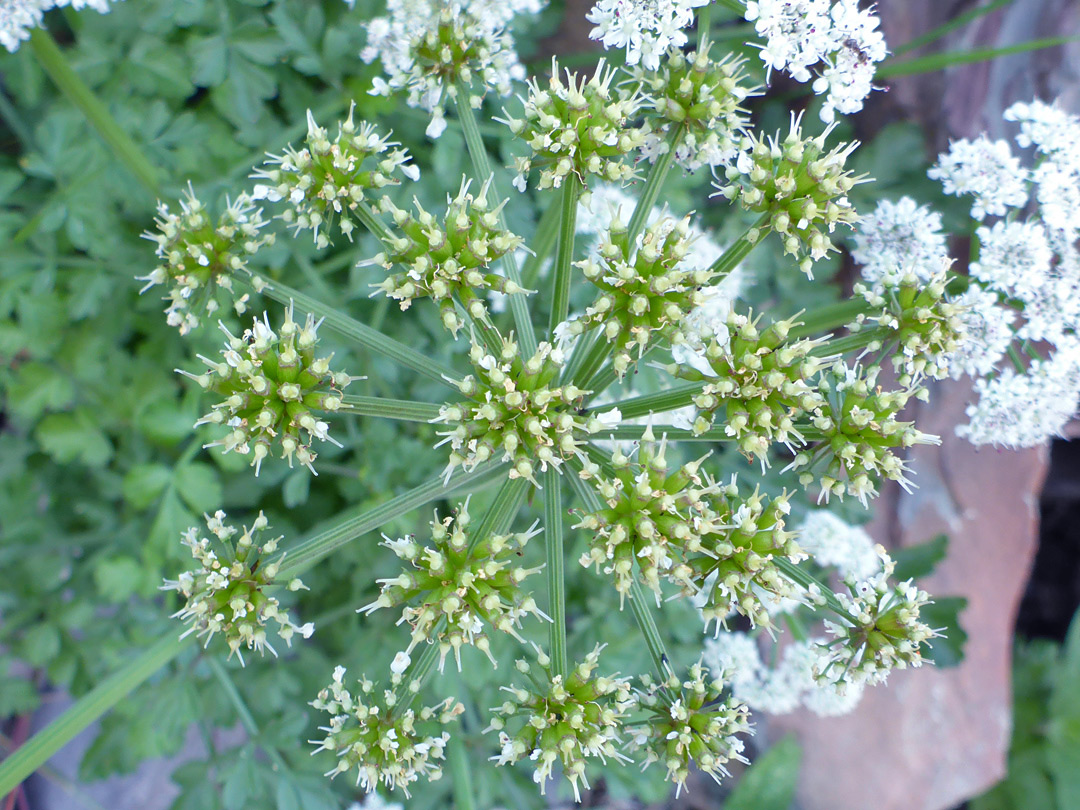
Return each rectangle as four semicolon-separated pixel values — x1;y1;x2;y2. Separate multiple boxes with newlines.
587;0;707;70
310;667;463;797
957;339;1080;448
948;286;1015;379
161;510;313;664
361;0;543;138
1005;99;1080;238
744;0;887;122
797;510;881;581
2;0;120;53
852;196;948;287
928;135;1029;220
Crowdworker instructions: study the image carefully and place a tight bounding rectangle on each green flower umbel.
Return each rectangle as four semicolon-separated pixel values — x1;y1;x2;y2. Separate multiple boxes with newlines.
183;305;360;476
504;58;644;191
435;334;603;486
359;498;547;670
486;644;634;802
139;183;273;336
161;510;312;664
632;661;750;796
371;177;529;336
715;113;862;277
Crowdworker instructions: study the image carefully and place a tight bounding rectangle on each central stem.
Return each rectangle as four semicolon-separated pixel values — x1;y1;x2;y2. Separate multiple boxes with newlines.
626;125;685;245
543;468;568;679
549;174;581;334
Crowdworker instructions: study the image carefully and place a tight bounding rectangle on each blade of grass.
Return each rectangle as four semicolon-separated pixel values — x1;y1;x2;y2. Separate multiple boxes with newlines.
880;36;1080;78
340;395;445;422
892;0;1014;56
549;174;581;334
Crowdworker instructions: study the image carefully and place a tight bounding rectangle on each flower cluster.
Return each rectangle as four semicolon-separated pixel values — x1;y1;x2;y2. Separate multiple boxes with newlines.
139;184;272;335
745;0;887;122
705;632;865;717
360;0;543;138
687;477;802;630
716;115;861;276
796;509;881;581
1;0;117;53
310;666;463;796
359;499;547;670
486;645;634;801
850;267;966;386
790;363;939;505
183;306;357;476
161;510;312;664
370;179;528;334
928;135;1029;221
632;662;750;795
505;60;644;191
435;336;597;485
637;45;753;172
586;0;707;71
672;310;828;463
252;106;419;248
851;196;948;286
576;428;718;601
817;550;936;686
574;215;720;378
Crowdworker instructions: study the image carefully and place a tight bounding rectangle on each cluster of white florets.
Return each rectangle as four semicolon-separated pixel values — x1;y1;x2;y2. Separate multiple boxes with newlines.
586;0;707;71
1;0;117;53
744;0;887;122
851;196;948;286
310;666;463;796
139;184;273;335
252;106;419;248
161;510;313;664
360;0;544;138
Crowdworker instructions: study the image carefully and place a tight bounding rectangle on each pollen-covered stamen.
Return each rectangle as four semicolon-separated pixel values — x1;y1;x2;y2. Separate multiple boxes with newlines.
370;177;529;336
252;103;419;248
160;510;313;665
138;182;273;336
358;498;547;671
184;305;360;476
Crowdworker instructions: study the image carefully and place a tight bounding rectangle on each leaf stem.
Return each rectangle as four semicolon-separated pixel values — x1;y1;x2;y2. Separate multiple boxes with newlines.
207;657;290;773
708;212;771;279
447;734;478;810
354;199;395;248
626;125;684;244
29;28;161;195
549;174;581;334
628;581;669;678
340;395;445;422
589;383;707;421
543;468;568;679
453;84;537;356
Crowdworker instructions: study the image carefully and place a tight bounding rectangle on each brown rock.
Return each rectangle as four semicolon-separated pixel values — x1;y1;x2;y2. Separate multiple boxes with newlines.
769;376;1048;810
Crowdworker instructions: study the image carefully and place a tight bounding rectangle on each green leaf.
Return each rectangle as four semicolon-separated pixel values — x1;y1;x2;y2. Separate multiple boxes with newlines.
188;35;229;87
282;469;310;508
21;623;61;667
724;734;802;810
923;596;968;668
34;408;113;466
136;397;196;446
174;462;223;514
93;556;145;602
149;487;197;554
122;463;173;509
892;533;949;581
222;751;261;810
3;361;74;422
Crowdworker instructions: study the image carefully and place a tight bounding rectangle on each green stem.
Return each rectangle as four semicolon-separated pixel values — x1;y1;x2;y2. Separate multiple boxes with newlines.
879;36;1080;79
697;4;712;46
280;461;508;578
247;274;459;389
0;733;110;810
708;212;771;279
543;468;567;679
391;639;442;720
892;0;1013;55
354;199;395;248
589;383;706;421
583;344;659;397
340;395;444;422
628;581;668;678
626;125;684;244
466;477;529;554
29;29;161;195
447;735;478;810
788;298;867;339
453;83;537;356
520;200;562;291
774;559;849;618
715;0;746;13
549;174;581;334
595;424;824;443
0;635;188;796
207;657;290;773
561;326;599;385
